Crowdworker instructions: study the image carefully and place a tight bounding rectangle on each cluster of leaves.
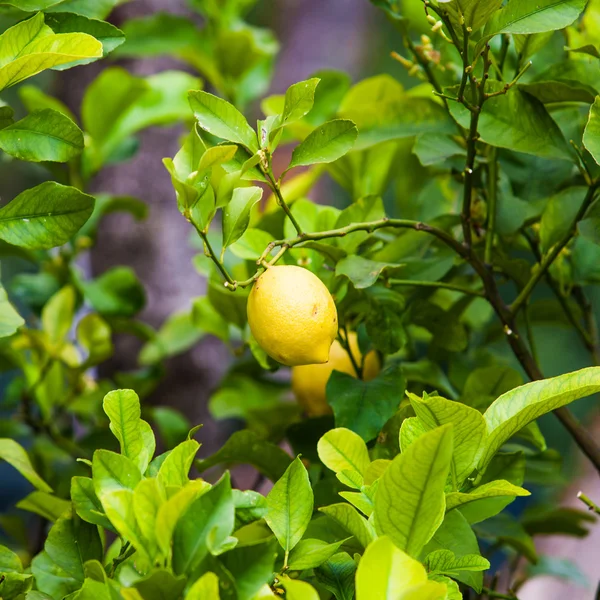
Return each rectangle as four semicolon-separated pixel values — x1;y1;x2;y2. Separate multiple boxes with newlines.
1;0;600;599
1;373;598;600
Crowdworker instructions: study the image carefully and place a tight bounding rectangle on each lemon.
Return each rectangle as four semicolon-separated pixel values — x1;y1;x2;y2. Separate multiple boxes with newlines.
292;332;381;416
247;265;338;366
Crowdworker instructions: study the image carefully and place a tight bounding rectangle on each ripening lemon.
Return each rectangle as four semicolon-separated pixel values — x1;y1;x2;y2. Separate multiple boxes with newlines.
292;332;381;416
247;265;338;366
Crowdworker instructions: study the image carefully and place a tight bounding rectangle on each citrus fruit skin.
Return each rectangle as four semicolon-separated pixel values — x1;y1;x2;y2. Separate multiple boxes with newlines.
247;265;338;366
292;332;381;416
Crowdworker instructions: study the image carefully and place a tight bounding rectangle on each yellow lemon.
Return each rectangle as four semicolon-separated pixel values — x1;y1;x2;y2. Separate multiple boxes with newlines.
292;332;381;416
247;265;338;366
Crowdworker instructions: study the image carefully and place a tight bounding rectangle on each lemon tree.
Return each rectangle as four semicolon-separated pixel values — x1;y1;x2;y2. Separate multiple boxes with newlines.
1;1;600;599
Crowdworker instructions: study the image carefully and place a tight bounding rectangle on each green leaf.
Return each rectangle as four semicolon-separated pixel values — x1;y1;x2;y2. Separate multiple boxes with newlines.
443;0;504;31
81;266;145;317
196;430;292;481
16;491;70;522
0;182;94;250
413;132;466;167
446;480;530;513
265;457;314;553
422;510;484;592
0;544;22;572
314;552;356;600
157;439;199;488
45;0;128;19
424;549;490;577
448;83;571;160
317;427;371;476
484;0;588;37
0;283;24;338
189;90;258;152
92;449;142;499
279;78;320;126
186;572;221;600
133;478;167;561
71;476;114;531
288;119;357;170
103;389;154;473
229;228;274;261
32;514;102;598
338;75;453;149
0;13;103;92
540;186;587;253
287;538;349;571
279;576;320;600
327;364;406;442
44;13;125;58
318;503;375;549
408;392;487;487
19;85;77;121
198;144;238;170
172;473;235;574
336;255;404;289
221;538;278;600
480;367;600;470
355;536;448;600
0;109;83;163
77;313;113;366
584;96;600;165
41;284;75;344
222;186;263;248
0;438;52;492
375;425;453;557
101;489;149;558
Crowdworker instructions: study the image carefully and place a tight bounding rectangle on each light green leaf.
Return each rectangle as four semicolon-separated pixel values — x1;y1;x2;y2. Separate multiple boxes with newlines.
317;428;371;477
424;549;490;576
0;283;24;338
413;132;465;166
408;392;487;487
229;228;274;260
41;284;75;344
198;144;238;169
103;389;153;473
133;478;166;560
484;0;588;37
583;96;600;165
355;536;447;600
540;187;587;253
445;480;530;521
19;85;76;121
157;439;200;488
0;109;83;163
92;449;142;499
339;491;373;516
0;438;52;492
101;489;149;558
338;74;453;149
0;182;94;250
172;473;234;574
16;491;70;522
222;186;263;248
279;78;320;126
442;0;504;31
288;119;357;170
480;367;600;470
0;13;102;91
375;425;453;557
279;576;320;600
265;457;314;553
319;503;376;549
77;313;113;366
189;90;258;152
287;538;349;571
186;572;220;600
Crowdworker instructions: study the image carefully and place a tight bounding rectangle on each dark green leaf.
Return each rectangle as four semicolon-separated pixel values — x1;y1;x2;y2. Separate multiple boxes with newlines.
327;364;406;442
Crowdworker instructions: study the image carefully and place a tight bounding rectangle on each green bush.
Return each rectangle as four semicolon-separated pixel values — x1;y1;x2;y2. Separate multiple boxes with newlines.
0;1;599;599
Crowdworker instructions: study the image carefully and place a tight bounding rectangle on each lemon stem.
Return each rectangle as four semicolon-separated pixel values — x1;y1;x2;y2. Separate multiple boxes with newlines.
340;325;363;380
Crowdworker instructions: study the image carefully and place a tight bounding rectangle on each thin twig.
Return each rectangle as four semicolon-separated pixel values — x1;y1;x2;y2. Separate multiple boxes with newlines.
577;491;600;515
